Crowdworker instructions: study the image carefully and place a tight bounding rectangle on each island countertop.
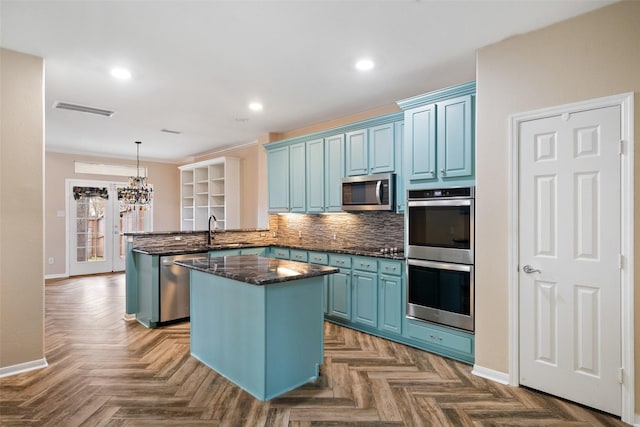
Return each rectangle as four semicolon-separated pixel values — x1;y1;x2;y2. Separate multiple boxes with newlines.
174;255;338;286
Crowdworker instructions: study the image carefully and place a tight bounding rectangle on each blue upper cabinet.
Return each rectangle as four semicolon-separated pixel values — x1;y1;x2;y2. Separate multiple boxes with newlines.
398;81;476;189
345;129;369;176
369;123;395;174
289;142;307;213
404;104;437;181
324;133;344;212
267;145;290;213
437;95;473;179
306;138;325;213
394;121;405;213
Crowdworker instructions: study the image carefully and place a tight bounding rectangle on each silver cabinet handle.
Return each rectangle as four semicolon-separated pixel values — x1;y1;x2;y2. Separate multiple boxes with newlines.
440;168;446;176
523;265;541;274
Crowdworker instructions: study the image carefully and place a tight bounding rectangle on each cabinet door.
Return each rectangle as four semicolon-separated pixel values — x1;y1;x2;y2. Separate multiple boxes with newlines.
352;271;377;327
329;269;351;320
345;129;368;176
267;146;290;213
324;134;344;212
306;138;325;213
394;121;405;213
379;274;402;335
404;104;436;181
437;95;473;179
369;123;395;174
289;142;306;213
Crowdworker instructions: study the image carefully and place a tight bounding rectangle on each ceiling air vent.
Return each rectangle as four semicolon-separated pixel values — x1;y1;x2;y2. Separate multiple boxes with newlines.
161;128;182;134
53;101;115;117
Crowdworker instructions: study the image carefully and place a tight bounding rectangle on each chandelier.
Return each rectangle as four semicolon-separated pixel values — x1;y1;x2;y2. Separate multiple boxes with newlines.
120;141;153;205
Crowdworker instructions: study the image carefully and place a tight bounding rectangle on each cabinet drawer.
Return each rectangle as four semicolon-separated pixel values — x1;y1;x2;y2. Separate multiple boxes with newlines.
329;254;351;268
290;249;308;262
308;252;328;265
406;319;473;355
209;249;240;257
379;260;403;276
271;247;290;260
352;256;377;273
240;247;267;256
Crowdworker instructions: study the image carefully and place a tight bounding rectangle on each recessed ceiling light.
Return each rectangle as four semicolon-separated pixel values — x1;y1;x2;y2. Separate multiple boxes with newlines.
355;59;375;71
110;67;132;80
248;102;263;111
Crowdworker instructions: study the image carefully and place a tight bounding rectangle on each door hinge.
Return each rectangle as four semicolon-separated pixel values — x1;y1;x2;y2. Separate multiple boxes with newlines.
619;254;624;270
618;367;624;384
619;140;624;155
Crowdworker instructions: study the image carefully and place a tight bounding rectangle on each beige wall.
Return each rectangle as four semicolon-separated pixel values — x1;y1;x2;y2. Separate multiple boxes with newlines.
45;152;180;276
0;49;45;368
475;0;639;403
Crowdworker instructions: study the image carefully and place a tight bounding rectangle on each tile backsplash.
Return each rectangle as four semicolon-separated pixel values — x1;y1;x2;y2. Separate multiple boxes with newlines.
274;212;404;249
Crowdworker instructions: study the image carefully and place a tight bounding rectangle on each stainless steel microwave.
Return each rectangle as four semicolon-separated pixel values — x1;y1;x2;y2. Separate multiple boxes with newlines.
341;173;395;211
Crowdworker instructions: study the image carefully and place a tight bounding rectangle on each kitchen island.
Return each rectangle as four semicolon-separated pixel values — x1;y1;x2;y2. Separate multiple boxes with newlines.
175;255;337;401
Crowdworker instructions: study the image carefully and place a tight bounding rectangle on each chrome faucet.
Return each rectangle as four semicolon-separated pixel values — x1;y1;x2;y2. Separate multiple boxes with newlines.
208;214;217;245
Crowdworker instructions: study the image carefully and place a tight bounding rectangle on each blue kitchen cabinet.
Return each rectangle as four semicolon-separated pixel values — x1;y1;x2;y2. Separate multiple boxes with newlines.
351;256;378;328
239;247;268;256
329;268;351;320
345;129;368;176
368;122;395;174
306;138;325;213
290;249;308;262
352;270;378;328
394;121;405;213
289;142;306;213
266;146;290;213
378;260;404;335
437;95;473;179
404;103;437;181
270;247;290;260
324;133;344;212
398;81;476;189
308;251;329;315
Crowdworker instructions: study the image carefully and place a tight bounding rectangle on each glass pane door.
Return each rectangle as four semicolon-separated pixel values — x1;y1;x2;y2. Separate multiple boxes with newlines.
69;180;153;275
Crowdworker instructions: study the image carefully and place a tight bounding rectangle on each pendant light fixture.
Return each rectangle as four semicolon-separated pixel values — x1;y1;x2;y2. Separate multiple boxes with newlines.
120;141;152;205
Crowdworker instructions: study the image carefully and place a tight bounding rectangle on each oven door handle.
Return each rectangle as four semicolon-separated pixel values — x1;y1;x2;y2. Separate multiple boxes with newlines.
407;199;472;207
375;180;382;205
407;258;473;273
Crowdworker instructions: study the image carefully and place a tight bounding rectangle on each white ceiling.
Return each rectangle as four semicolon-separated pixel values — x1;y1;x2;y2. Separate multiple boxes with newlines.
1;0;616;164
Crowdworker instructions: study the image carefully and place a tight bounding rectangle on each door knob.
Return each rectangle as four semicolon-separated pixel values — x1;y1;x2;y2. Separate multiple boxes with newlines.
523;265;541;274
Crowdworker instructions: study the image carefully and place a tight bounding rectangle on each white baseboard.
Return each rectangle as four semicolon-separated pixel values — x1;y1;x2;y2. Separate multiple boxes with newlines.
123;313;136;321
45;273;68;280
0;358;48;378
471;364;510;385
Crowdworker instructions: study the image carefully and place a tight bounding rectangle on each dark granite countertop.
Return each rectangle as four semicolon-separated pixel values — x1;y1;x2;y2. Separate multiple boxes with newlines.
133;242;405;259
133;242;264;256
174;255;338;285
124;228;269;237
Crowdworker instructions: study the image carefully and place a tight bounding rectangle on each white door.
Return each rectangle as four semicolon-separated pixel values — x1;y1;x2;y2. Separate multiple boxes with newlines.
69;180;152;275
518;105;621;415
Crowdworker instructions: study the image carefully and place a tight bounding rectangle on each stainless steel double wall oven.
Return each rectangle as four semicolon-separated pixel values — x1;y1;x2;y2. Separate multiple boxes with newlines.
406;187;475;332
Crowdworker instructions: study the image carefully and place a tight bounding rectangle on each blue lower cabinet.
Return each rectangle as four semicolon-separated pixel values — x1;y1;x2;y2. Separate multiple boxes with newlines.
308;252;329;315
328;268;351;320
270;247;290;260
352;270;378;328
240;247;268;256
290;249;308;262
379;274;403;335
209;249;240;257
404;318;474;364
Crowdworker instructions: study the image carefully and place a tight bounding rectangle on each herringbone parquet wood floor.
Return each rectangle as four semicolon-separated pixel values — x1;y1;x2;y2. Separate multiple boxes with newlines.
0;273;627;426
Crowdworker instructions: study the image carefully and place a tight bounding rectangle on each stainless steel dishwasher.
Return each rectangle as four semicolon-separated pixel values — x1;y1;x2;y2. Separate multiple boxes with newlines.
159;253;206;323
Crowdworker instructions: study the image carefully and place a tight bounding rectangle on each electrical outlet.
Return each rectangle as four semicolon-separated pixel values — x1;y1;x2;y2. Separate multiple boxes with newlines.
48;257;54;265
298;231;302;238
260;232;266;237
333;233;337;240
174;236;182;241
